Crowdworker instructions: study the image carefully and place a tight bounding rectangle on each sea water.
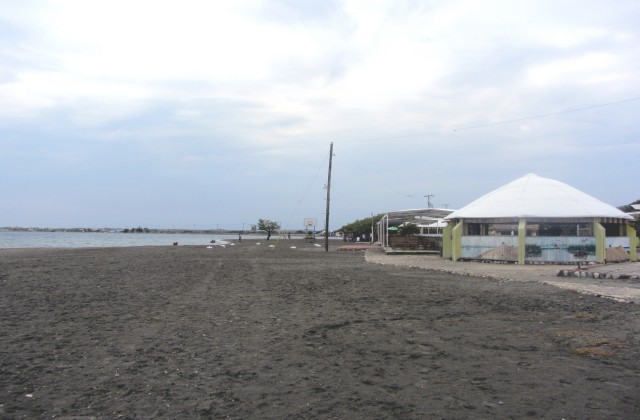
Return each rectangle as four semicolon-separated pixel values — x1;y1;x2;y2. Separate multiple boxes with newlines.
0;231;260;249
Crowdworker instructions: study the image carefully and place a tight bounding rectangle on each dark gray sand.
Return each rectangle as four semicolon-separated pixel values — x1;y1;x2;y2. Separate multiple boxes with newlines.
1;241;639;418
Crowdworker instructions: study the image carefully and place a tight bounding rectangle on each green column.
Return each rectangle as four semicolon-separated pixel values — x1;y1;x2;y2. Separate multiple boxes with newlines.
451;221;463;261
442;223;453;259
594;219;606;263
518;218;526;265
628;223;637;262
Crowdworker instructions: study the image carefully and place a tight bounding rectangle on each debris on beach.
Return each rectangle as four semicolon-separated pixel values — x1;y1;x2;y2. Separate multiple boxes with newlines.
208;240;230;248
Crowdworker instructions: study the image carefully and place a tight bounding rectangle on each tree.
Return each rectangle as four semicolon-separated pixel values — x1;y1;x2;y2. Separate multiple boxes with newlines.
398;223;419;237
257;219;280;240
340;214;384;239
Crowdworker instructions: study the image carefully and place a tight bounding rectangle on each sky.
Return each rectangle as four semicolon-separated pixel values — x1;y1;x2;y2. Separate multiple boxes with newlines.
1;0;639;230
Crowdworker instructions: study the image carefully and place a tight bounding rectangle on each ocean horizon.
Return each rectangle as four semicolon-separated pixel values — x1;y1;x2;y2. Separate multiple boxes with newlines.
0;231;272;249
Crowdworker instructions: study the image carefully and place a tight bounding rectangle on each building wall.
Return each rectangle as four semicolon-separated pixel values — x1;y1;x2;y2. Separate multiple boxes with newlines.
524;236;598;263
449;218;635;263
461;236;518;261
606;237;631;250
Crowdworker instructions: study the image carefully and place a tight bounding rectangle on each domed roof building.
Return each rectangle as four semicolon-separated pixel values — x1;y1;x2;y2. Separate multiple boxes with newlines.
442;174;636;264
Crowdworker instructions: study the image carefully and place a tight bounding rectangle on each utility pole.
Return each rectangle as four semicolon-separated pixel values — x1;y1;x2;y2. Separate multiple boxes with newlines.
324;142;333;252
370;212;374;244
424;194;434;209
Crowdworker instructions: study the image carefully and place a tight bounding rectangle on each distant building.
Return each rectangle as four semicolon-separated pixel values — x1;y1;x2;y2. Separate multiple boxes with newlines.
443;174;636;263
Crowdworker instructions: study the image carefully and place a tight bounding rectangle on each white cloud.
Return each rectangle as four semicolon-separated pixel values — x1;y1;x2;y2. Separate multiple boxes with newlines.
526;53;625;87
1;0;639;227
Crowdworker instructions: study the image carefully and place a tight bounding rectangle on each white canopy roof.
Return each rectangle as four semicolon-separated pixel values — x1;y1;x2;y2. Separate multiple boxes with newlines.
445;173;633;220
400;219;448;228
381;208;455;224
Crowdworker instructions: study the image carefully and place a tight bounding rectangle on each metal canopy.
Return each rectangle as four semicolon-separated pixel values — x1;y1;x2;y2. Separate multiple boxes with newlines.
382;208;454;224
376;208;455;248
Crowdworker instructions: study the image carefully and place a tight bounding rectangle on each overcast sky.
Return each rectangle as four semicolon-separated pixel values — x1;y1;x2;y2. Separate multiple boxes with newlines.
2;0;639;230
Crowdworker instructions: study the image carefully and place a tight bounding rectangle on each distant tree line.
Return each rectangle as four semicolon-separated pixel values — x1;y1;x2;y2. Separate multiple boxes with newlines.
123;227;150;233
340;214;385;239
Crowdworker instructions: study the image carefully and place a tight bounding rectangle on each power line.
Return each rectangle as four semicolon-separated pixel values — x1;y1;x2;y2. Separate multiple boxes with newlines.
280;151;328;231
338;96;640;144
455;96;640;132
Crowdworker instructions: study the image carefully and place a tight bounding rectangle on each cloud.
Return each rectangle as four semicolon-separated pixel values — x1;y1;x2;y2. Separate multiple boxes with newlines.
1;0;639;228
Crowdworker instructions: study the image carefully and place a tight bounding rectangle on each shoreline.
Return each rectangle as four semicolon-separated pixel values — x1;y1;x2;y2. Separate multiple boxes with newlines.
0;231;345;249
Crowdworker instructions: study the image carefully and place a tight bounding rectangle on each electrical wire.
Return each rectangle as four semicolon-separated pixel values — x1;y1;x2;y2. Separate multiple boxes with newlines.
338;96;640;144
272;151;329;250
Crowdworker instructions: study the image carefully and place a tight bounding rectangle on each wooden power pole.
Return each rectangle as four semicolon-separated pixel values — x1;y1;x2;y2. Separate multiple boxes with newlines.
324;142;333;252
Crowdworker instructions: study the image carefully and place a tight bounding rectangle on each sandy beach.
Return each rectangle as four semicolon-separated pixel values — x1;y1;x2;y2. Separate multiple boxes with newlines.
1;241;639;418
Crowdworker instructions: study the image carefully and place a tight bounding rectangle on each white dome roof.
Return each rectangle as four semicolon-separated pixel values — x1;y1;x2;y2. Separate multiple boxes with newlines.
445;173;633;220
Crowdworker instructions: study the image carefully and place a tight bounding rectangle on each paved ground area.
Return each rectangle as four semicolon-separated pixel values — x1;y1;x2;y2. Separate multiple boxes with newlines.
365;247;640;303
